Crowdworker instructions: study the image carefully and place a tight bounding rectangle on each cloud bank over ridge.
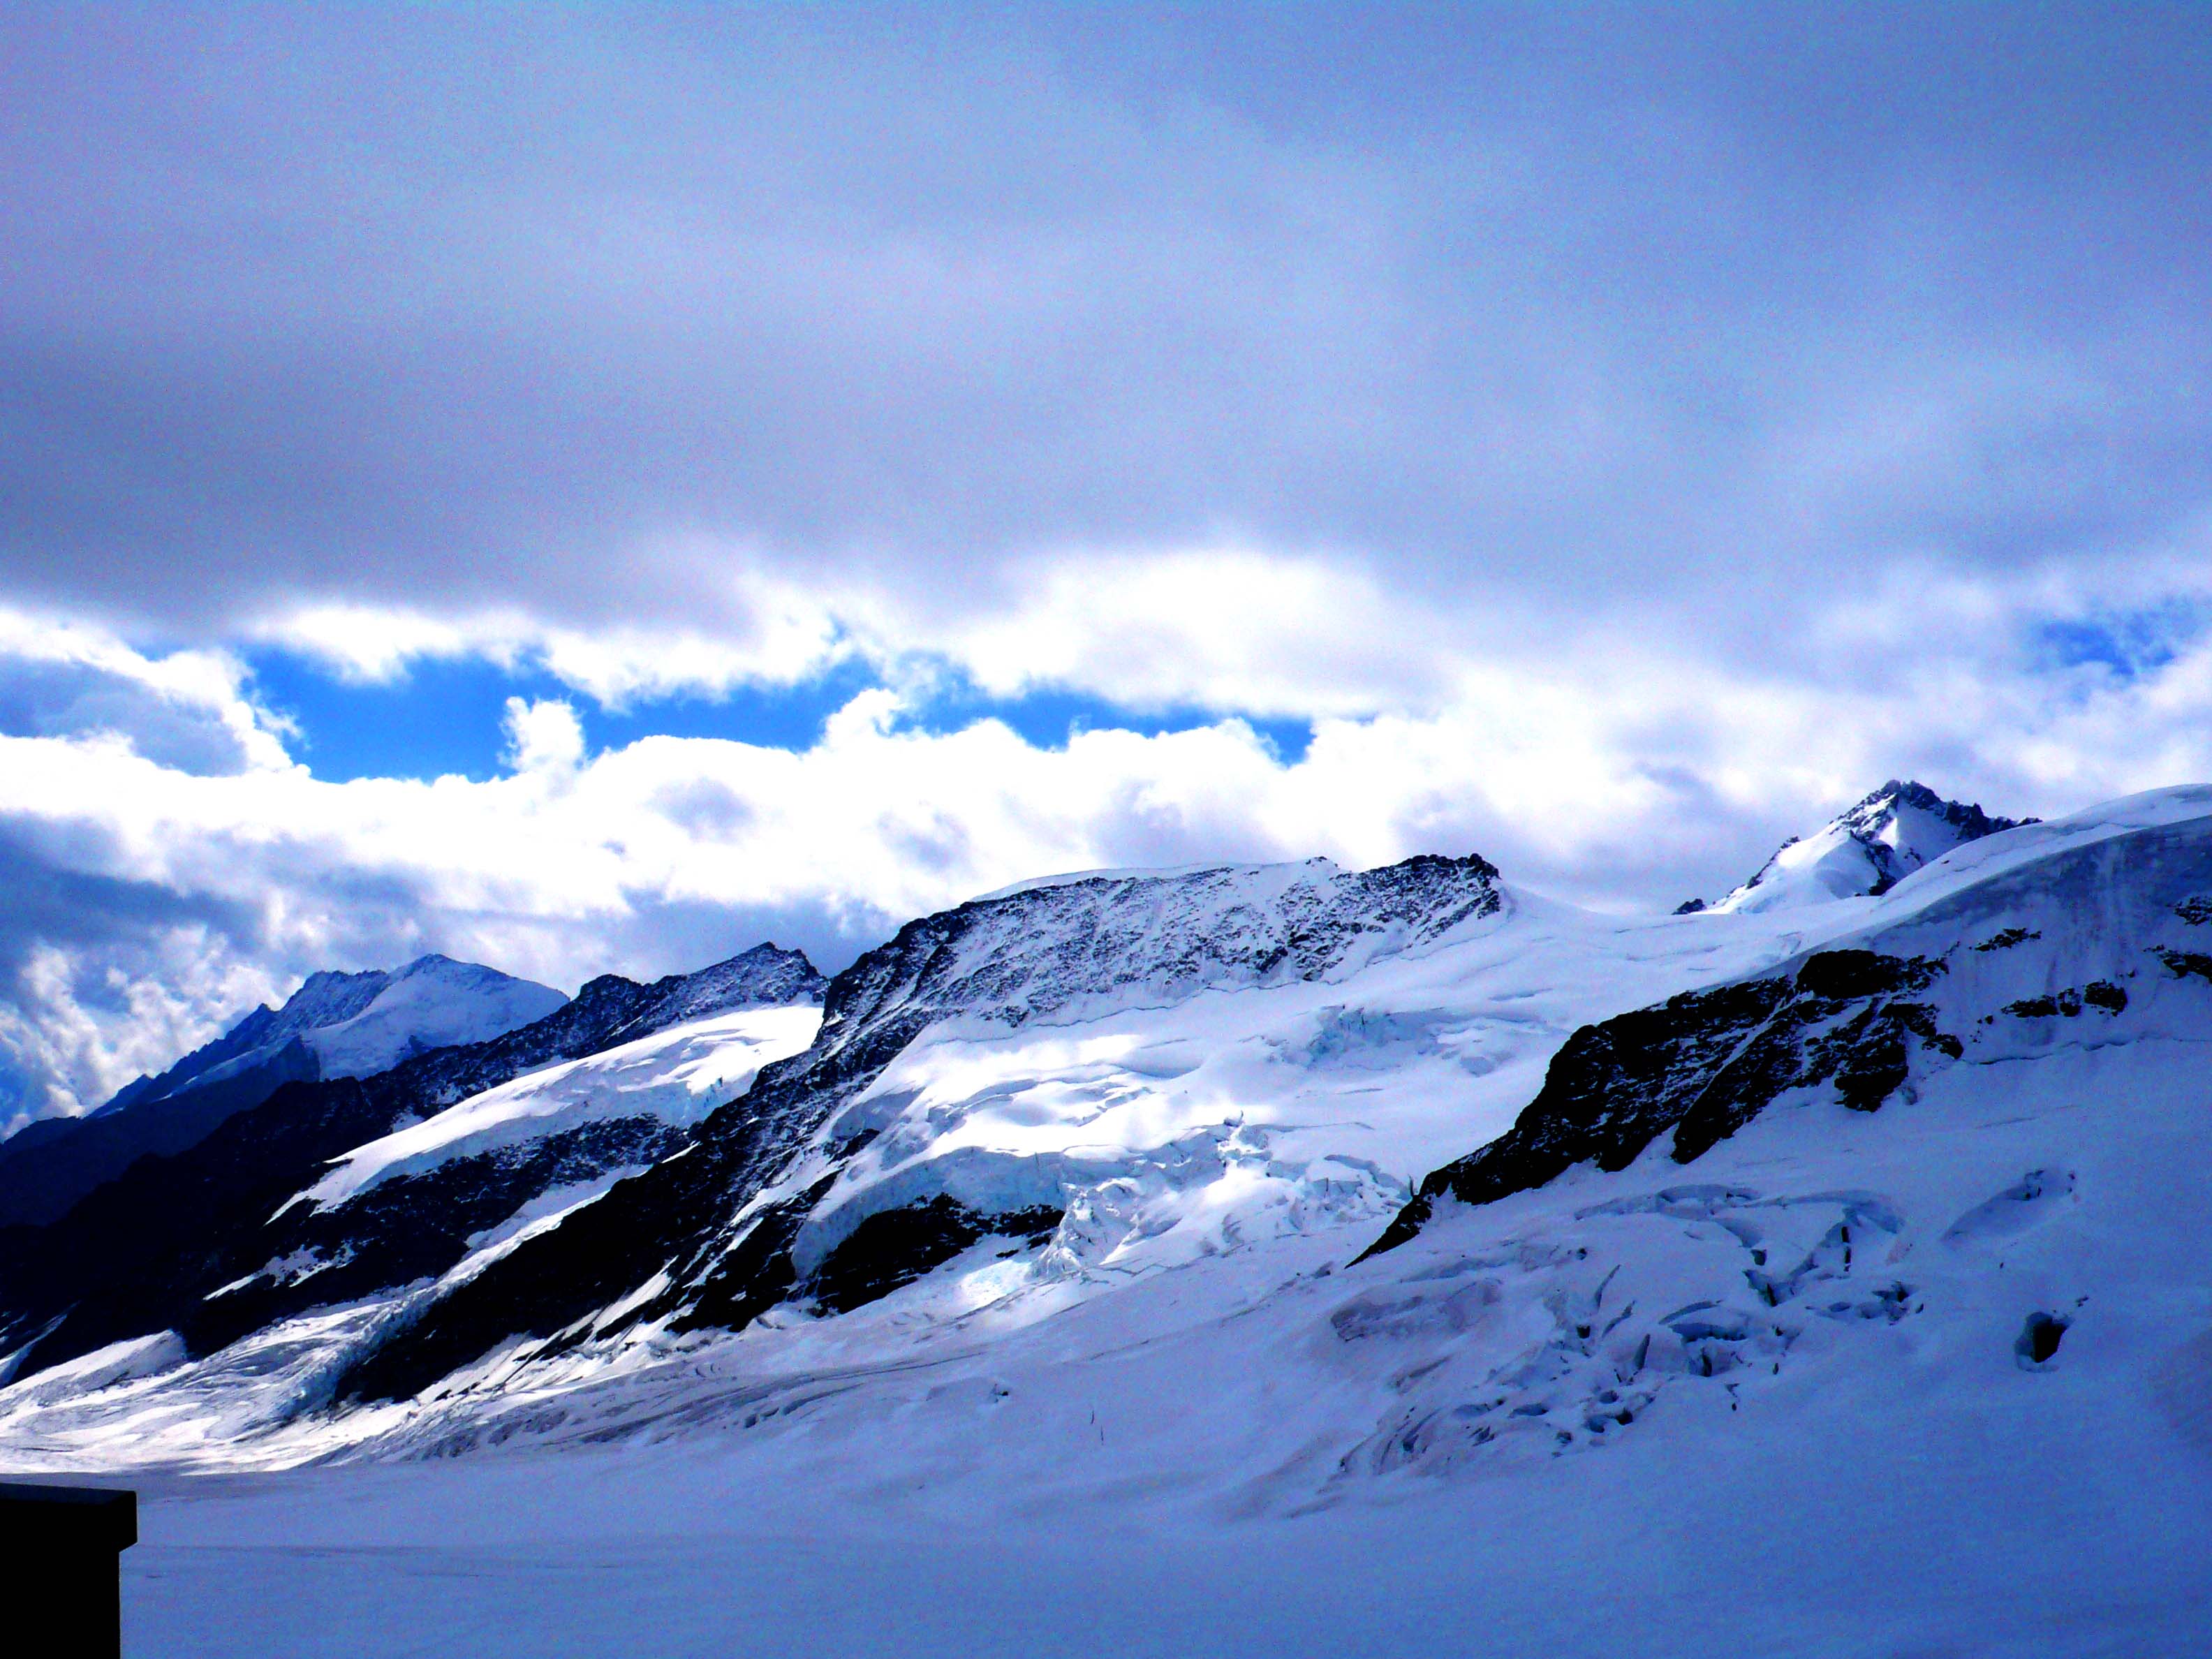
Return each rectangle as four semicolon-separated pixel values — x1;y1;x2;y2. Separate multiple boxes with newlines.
6;566;2212;1129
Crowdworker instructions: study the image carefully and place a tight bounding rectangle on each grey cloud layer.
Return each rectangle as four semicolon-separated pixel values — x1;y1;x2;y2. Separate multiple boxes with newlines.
6;4;2211;656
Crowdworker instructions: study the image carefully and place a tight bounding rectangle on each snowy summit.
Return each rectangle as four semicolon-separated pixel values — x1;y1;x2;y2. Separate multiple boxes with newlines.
1710;779;2030;914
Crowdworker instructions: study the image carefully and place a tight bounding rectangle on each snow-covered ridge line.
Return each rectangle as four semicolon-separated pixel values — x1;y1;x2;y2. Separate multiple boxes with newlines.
303;1004;824;1209
972;860;1260;902
104;954;570;1114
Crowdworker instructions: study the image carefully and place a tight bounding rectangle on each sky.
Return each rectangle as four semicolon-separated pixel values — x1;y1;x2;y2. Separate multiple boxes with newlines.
5;1;2212;1127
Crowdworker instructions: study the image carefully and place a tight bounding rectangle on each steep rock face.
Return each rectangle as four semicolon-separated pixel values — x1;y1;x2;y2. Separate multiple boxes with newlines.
190;1003;823;1358
0;944;823;1380
331;854;1507;1402
0;956;568;1228
1359;950;1956;1258
1713;780;2028;914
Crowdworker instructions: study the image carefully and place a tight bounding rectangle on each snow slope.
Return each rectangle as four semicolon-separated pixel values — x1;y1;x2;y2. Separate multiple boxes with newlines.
0;818;2003;1451
302;848;1898;1410
304;1003;823;1209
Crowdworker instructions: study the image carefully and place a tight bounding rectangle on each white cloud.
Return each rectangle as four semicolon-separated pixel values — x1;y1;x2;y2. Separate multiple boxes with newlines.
254;556;856;709
247;544;1467;723
501;697;587;776
0;935;286;1125
0;609;289;774
940;547;1440;716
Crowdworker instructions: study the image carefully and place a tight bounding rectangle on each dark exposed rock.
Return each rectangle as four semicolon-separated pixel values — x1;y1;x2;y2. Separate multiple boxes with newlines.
2152;946;2212;985
1972;927;2042;952
1359;950;1958;1261
2174;897;2212;926
2016;1311;2070;1367
186;1115;694;1357
805;1198;1066;1315
2005;982;2128;1019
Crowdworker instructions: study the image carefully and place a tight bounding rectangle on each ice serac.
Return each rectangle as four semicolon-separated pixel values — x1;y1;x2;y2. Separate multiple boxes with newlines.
0;944;825;1382
0;955;568;1227
1366;788;2212;1260
330;853;1510;1401
1711;779;2028;915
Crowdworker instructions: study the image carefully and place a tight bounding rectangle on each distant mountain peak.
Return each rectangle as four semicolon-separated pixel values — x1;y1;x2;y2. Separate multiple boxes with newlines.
1838;779;2021;845
1711;780;2033;915
0;954;568;1229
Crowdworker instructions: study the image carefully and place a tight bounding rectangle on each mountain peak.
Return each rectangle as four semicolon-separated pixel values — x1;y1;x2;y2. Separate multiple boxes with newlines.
1711;780;2032;915
1838;779;2022;846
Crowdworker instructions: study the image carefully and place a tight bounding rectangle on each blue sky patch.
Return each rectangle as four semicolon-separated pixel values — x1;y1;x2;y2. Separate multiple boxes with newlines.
2035;606;2197;682
246;651;1315;782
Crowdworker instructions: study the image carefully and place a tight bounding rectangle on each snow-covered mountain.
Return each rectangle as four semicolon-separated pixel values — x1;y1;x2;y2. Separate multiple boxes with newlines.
0;790;2065;1430
1309;783;2212;1483
0;943;823;1385
4;788;2211;1656
107;955;571;1110
0;954;566;1226
1709;778;2028;913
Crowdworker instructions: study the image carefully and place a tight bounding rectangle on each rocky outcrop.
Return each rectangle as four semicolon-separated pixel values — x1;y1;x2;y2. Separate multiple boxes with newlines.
1361;950;1960;1259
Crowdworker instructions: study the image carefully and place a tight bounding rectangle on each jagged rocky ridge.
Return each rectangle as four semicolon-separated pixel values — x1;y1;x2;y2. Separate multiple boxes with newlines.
0;944;823;1382
330;853;1507;1403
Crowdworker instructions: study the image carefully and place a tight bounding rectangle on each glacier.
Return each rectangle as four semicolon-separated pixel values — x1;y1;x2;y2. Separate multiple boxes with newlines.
0;786;2209;1656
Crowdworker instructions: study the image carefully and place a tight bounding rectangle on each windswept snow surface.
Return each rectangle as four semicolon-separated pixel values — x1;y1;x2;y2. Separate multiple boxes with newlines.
303;1004;823;1209
6;789;2212;1656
